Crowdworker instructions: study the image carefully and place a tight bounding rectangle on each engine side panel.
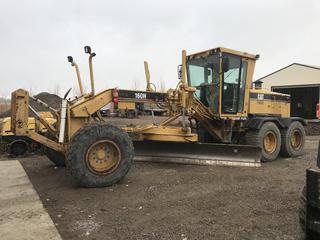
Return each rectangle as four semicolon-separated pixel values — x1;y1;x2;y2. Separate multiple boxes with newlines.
249;89;290;117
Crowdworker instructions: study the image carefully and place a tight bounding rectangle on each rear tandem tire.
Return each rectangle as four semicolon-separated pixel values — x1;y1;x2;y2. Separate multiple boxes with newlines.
280;121;305;157
66;123;134;188
245;122;281;162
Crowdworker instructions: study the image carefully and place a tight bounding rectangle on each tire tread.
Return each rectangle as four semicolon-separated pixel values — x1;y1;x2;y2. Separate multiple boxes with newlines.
66;123;134;187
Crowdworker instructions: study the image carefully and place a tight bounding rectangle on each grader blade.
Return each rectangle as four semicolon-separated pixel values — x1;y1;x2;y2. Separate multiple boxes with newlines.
133;141;261;167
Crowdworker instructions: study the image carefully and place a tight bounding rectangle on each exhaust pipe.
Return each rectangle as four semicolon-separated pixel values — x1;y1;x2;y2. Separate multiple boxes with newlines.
84;46;96;96
67;56;84;96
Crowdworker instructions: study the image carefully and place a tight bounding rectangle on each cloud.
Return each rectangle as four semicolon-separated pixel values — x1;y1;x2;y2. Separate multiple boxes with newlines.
0;0;319;97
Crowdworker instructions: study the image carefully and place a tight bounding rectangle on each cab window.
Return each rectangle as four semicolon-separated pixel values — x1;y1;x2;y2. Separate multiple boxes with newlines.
187;54;220;113
222;55;247;113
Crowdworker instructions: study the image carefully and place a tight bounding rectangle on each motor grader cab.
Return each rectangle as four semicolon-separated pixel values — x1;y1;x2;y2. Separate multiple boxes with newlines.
186;48;256;117
9;46;306;188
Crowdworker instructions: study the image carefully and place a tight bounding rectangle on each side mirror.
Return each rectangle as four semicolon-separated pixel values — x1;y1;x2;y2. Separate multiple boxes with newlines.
67;56;73;63
222;56;230;72
84;46;91;54
177;64;182;79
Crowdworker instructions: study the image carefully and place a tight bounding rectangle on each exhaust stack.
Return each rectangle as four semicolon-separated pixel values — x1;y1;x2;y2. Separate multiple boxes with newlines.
84;46;96;96
67;56;84;96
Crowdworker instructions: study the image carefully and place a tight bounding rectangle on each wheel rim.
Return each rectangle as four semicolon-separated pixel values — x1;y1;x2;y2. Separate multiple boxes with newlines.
291;130;302;150
263;131;277;154
86;140;121;175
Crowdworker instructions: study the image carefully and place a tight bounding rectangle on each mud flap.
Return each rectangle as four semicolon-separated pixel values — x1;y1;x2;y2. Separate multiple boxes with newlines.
133;141;261;167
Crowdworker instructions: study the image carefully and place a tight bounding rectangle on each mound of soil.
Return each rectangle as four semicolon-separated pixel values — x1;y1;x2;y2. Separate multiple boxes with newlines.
0;92;62;118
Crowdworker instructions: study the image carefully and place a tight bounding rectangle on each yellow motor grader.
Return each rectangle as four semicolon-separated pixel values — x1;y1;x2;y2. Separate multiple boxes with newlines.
10;46;306;187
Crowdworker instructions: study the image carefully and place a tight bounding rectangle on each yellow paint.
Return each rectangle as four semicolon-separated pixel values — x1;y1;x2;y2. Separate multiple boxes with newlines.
118;101;136;110
0;117;56;136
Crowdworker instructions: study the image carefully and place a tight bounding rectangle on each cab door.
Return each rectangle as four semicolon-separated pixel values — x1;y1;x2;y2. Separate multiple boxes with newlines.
220;54;248;116
186;54;220;114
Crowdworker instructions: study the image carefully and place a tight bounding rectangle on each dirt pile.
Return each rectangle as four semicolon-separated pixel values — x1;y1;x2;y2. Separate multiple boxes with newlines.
0;92;62;118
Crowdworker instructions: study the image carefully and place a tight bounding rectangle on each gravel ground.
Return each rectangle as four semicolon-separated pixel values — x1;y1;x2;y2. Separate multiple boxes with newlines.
1;135;315;239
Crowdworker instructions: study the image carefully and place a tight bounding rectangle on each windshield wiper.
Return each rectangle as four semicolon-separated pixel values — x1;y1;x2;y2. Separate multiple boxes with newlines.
223;69;236;81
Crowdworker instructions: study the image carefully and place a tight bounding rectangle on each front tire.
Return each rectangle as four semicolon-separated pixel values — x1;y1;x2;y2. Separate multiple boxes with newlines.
280;121;305;157
246;122;281;162
66;123;134;188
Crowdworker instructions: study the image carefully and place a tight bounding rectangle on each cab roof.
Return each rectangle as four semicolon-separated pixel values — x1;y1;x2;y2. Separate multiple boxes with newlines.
187;47;259;60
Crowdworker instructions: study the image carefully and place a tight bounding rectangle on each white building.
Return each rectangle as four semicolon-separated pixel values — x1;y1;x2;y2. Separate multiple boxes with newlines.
256;63;320;119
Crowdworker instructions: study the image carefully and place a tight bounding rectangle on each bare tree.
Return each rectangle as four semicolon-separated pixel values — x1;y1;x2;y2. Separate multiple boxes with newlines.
29;85;33;96
159;77;166;92
53;84;60;96
131;79;139;90
0;97;10;114
72;84;88;97
72;84;81;96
